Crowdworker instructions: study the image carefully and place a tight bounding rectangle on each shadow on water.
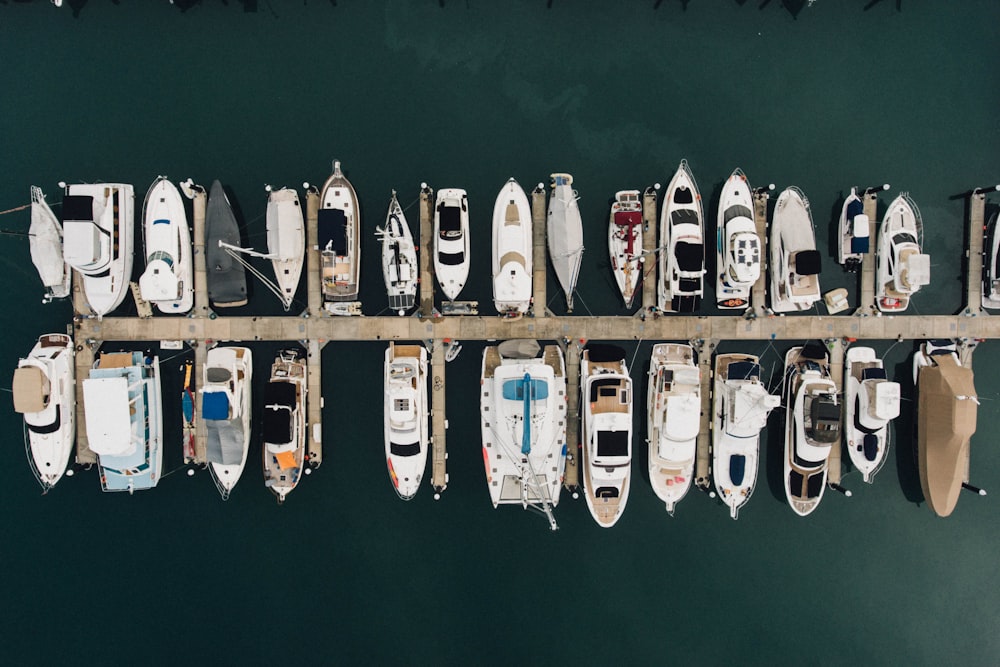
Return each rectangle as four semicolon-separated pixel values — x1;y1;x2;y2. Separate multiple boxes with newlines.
891;349;924;504
864;0;903;12
705;178;724;285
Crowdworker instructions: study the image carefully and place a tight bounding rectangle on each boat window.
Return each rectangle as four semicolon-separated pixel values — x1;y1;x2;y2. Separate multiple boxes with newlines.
806;396;840;443
438;251;465;266
596;431;629;458
788;470;804;495
26;406;61;435
390;441;421;457
806;472;824;498
675;242;703;272
438;205;462;234
589;377;620;403
672;188;694;206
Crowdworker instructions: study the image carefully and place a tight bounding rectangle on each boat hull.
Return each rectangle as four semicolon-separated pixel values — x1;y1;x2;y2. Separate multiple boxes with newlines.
715;170;759;310
770;187;821;313
434;188;471;302
659;160;704;313
319;161;361;305
546;173;584;312
647;343;699;514
492;179;533;315
140;177;194;314
267;188;305;311
384;343;429;500
206;180;248;308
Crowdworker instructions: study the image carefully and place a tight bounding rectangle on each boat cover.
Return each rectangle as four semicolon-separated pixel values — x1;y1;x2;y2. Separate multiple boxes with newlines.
318;208;348;255
205;417;244;465
729;454;746;486
61;195;95;222
502;377;548;401
263;381;296;444
851;236;870;254
585;344;626;364
12;366;49;413
596;430;629;458
614;211;641;227
206;181;248;306
438;205;461;234
202;391;230;420
795;250;822;276
675;241;703;272
862;434;879;462
664;394;700;442
30;195;67;291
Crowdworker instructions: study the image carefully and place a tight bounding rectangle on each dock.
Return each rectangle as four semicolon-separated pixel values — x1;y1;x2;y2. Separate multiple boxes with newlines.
305;187;322;316
694;338;715;490
306;339;325;467
857;190;879;314
642;187;658;313
430;338;448;496
563;341;580;490
531;185;548;317
826;337;845;487
752;191;769;314
965;191;987;314
419;186;435;318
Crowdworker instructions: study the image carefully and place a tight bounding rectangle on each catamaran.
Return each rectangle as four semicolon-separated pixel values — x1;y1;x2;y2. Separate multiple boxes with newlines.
82;350;163;493
659;160;705;313
13;334;75;492
875;193;930;312
844;347;899;484
202;346;253;500
608;189;642;309
205;180;248;308
139;177;194;314
492;178;533;316
434;188;471;302
547;173;584;312
28;186;70;303
715;169;761;310
480;340;566;529
377;191;418;315
319;160;361;312
770;187;822;313
647;343;700;515
837;187;869;272
262;349;308;504
384;343;428;500
61;182;135;317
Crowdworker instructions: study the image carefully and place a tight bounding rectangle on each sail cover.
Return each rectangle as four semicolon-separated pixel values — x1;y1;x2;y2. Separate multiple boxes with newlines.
263;381;296;444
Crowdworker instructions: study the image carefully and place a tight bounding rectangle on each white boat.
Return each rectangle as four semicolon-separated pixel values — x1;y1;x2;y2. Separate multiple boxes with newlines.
384;343;428;500
13;334;75;491
434;188;470;302
319;160;361;309
769;187;822;313
202;346;253;500
581;344;632;528
608;190;642;309
659;160;705;313
82;350;163;493
138;177;193;314
28;186;70;303
377;191;418;315
715;169;761;310
265;187;305;311
782;344;840;516
480;341;566;529
262;349;308;504
983;211;1000;309
837;187;869;272
61;182;135;317
875;193;930;313
844;347;900;484
712;353;779;519
647;343;700;515
492;178;533;316
547;173;584;312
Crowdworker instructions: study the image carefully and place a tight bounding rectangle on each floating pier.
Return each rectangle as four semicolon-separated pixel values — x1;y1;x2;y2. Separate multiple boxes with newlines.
563;341;581;490
857;190;879;314
642;187;658;313
694;338;715;490
305;187;322;316
752;191;769;314
531;185;547;317
419;186;435;319
965;191;987;314
826;337;845;487
430;338;448;495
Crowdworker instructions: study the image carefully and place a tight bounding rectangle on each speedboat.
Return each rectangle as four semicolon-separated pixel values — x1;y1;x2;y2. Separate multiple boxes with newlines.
265;187;305;311
913;340;978;517
547;173;584;312
837;187;869;272
139;177;193;314
384;343;428;500
782;344;840;516
844;347;899;484
581;344;632;528
28;186;70;303
13;334;75;491
202;346;253;500
876;193;930;312
715;169;760;310
480;341;566;529
262;349;308;504
61;182;135;317
983;211;1000;309
319;160;361;310
82;350;163;493
712;353;779;519
434;188;470;302
608;190;642;309
205;180;248;308
377;191;418;315
770;187;822;313
647;343;700;515
492;178;533;316
659;160;705;313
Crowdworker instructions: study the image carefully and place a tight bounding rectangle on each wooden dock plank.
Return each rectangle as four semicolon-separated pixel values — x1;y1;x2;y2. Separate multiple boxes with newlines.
305;188;322;317
694;338;715;489
563;341;580;490
430;338;448;494
192;341;207;464
966;192;986;314
73;339;96;466
191;187;209;317
752;192;769;314
642;187;658;313
419;187;435;318
306;339;324;467
826;337;845;486
531;185;547;317
858;192;878;315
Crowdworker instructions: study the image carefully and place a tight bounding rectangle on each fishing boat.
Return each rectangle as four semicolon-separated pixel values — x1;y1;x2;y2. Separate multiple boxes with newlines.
434;188;470;302
262;349;308;504
913;340;978;517
205;180;248;308
769;187;822;313
837;187;869;272
844;347;899;484
480;341;566;529
982;211;1000;309
319;160;361;310
377;191;418;315
82;350;163;493
265;187;305;311
712;353;779;519
202;346;253;500
715;169;761;310
608;190;642;309
28;186;70;303
581;344;632;528
61;182;135;317
547;173;584;312
492;178;533;316
647;343;700;515
138;177;193;314
13;334;75;491
875;193;930;313
782;344;840;516
384;343;428;500
659;160;705;313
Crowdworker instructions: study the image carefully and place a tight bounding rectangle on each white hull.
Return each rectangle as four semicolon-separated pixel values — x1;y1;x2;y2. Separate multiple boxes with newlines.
659;160;705;313
139;177;193;314
875;193;929;313
844;347;899;484
547;173;584;311
319;160;361;304
647;343;699;515
379;192;418;315
715;170;760;310
384;343;429;500
29;186;70;302
492;179;533;315
770;187;821;313
434;188;471;301
262;350;308;504
837;187;868;269
203;346;253;499
267;187;305;311
608;190;642;309
984;212;1000;309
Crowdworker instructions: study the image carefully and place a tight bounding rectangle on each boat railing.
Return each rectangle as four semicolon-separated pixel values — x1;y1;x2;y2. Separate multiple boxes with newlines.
522;455;558;531
899;191;924;246
21;421;49;491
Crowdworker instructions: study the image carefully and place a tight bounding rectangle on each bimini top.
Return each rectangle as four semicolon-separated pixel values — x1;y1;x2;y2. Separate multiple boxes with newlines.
12;366;49;414
318;208;348;255
794;249;822;276
263;381;296;445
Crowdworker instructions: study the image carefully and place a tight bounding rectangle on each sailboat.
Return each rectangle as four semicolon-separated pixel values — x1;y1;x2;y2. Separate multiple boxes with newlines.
384;343;428;500
61;182;135;317
647;343;700;515
434;188;471;302
262;349;308;504
712;353;779;519
13;334;75;491
875;193;930;312
659;160;705;313
480;341;566;529
715;169;761;310
202;346;253;500
377;191;418;315
844;347;900;484
319;160;361;311
837;187;869;272
491;178;533;316
28;186;70;303
547;173;584;312
608;190;642;309
982;211;1000;309
205;180;248;308
770;187;822;313
138;177;194;314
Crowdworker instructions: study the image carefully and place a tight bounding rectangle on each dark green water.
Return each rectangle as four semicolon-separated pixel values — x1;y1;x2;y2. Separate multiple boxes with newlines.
2;1;999;665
